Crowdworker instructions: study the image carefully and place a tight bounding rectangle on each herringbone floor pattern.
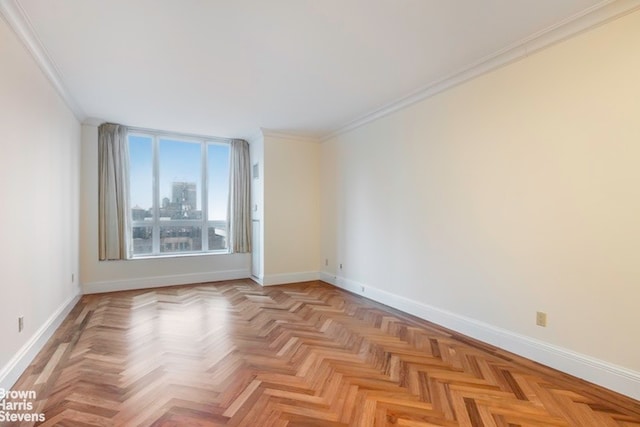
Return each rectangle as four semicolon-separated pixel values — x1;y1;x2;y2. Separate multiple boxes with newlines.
5;280;640;426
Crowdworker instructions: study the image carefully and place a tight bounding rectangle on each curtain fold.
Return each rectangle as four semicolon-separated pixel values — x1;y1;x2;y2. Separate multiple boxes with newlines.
228;139;251;253
98;123;131;260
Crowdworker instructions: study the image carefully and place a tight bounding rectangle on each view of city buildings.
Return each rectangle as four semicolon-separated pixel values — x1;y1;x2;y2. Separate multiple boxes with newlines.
132;182;201;221
131;181;227;254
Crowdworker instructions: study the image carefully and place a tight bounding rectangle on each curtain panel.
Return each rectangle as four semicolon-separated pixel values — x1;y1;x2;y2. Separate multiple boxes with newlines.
228;139;251;253
98;123;131;260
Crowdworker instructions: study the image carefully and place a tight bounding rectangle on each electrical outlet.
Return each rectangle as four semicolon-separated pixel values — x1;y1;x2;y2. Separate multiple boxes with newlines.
536;311;547;327
361;286;365;292
325;259;328;266
339;263;343;270
18;316;24;332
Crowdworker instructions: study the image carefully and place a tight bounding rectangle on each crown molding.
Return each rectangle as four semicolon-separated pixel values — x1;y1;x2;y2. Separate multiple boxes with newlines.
82;117;104;127
0;0;85;121
322;0;640;141
261;129;322;144
3;0;638;139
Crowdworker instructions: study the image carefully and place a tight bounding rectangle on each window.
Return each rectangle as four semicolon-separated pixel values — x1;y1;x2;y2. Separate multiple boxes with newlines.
128;131;230;257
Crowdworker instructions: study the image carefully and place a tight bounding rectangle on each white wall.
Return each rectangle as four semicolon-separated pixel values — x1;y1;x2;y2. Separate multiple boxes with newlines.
0;16;81;388
321;10;640;397
260;133;321;285
80;124;250;293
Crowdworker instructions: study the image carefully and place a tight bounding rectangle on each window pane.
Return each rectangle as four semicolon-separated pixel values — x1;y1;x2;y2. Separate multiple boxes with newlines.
208;222;227;251
129;135;153;220
160;225;202;253
208;143;229;221
159;139;202;220
127;131;231;258
208;143;229;251
132;226;153;255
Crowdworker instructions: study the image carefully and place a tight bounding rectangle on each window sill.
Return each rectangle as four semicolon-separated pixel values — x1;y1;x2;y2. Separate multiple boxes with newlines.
130;250;230;260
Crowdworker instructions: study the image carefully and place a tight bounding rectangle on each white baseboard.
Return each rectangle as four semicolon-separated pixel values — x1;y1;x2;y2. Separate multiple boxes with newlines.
261;271;320;286
83;269;251;294
0;290;81;391
320;272;640;401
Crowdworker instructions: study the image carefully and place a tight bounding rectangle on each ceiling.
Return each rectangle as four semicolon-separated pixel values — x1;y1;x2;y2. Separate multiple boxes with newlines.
6;0;618;138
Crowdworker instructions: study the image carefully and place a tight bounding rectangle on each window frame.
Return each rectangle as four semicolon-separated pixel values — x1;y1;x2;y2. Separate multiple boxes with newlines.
128;128;231;258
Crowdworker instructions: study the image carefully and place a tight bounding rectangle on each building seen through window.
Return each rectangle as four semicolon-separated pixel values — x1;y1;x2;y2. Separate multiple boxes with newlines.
128;132;230;257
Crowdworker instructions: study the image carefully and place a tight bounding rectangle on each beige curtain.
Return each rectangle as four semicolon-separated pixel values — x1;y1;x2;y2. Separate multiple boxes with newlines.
98;123;131;260
228;139;251;253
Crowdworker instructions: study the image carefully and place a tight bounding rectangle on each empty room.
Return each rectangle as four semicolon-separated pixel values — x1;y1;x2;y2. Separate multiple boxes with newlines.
1;0;639;425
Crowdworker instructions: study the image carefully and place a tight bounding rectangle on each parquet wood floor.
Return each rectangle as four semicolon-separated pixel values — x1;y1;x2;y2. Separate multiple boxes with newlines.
5;280;640;426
